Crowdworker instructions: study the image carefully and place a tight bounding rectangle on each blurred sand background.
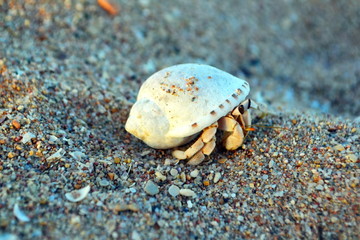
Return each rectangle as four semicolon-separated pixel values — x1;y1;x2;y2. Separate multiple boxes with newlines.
0;0;359;239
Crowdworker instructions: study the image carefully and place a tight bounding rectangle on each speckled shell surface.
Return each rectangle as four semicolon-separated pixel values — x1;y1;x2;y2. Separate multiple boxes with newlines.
125;63;250;149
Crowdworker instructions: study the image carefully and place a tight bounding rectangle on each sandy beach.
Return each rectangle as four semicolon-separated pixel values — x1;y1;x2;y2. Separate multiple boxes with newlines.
0;0;359;239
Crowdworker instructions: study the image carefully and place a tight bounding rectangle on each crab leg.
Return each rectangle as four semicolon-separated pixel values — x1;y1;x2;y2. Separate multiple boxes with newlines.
202;137;216;155
218;114;245;150
232;99;255;132
187;137;217;165
241;110;252;128
172;99;259;164
172;123;218;165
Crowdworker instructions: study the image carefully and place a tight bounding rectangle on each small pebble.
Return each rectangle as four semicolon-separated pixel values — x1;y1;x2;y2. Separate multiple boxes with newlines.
179;189;195;197
269;160;275;168
218;158;227;164
131;230;141;240
170;168;179;177
114;203;139;212
168;185;180;197
213;172;221;183
237;215;244;222
99;179;110;187
108;173;115;180
333;144;345;151
114;157;121;164
21;132;35;144
13;204;30;222
164;158;179;165
155;172;166;181
12;120;21;130
49;135;59;143
273;191;284;197
190;169;199;178
144;180;159;195
140;150;151;156
346;154;357;163
180;172;186;182
69;151;86;161
17;105;24;111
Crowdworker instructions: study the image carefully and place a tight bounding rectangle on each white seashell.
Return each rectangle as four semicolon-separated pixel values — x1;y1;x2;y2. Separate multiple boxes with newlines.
21;132;36;144
47;148;65;161
69;151;87;161
125;64;261;165
13;203;30;222
125;63;250;149
65;185;91;202
49;135;59;143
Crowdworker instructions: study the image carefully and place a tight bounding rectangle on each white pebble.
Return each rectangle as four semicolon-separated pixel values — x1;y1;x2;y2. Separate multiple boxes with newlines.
21;132;35;144
49;135;59;143
273;191;284;197
125;187;137;193
140;150;151;156
99;179;109;187
131;230;141;240
155;172;167;181
98;104;107;113
187;200;193;208
179;189;196;197
144;180;159;195
269;160;275;168
164;158;179;165
17;105;24;111
170;168;179;177
237;215;244;222
213;172;221;183
190;169;199;178
69;151;87;161
65;185;91;202
168;185;180;197
13;203;30;222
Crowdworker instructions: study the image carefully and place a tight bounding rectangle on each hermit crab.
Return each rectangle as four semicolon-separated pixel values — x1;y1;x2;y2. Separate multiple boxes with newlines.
125;63;259;165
